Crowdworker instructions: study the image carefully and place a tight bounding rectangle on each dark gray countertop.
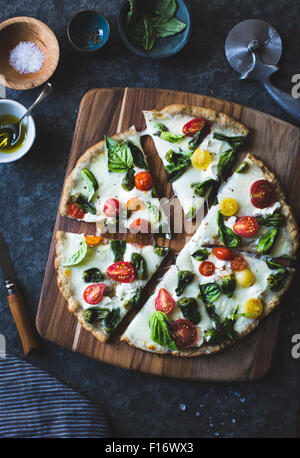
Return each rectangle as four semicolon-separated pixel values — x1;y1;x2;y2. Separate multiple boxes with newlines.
1;0;300;438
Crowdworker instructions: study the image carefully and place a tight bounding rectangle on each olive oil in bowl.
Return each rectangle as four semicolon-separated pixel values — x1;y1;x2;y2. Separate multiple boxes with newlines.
0;114;27;153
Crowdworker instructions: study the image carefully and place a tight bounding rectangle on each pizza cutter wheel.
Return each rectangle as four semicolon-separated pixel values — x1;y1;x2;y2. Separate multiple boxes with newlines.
225;19;300;122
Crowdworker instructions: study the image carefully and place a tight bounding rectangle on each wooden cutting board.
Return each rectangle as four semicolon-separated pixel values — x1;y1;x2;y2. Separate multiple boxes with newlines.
36;87;300;381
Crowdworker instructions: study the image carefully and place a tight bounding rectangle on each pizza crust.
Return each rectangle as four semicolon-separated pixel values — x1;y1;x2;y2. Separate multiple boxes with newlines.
59;127;138;217
147;104;250;136
55;231;109;343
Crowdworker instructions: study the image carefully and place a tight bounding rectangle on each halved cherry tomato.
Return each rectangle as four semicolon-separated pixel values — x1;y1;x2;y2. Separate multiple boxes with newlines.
84;235;102;246
233;216;259;238
213;247;234;261
182;118;211;137
68;202;86;219
126;197;145;212
172;319;198;349
135;171;153;191
199;261;215;276
83;283;106;305
155;288;175;315
129;218;151;233
103;198;120;217
230;255;247;272
250;180;276;209
106;261;135;283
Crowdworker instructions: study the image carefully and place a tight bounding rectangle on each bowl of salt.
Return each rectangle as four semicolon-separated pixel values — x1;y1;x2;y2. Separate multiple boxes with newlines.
0;16;59;90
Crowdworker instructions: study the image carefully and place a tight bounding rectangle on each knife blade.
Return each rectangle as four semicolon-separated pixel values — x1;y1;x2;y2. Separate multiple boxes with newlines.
0;232;39;355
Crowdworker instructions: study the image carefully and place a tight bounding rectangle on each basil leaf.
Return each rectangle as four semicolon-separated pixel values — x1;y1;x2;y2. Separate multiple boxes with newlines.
267;268;288;291
145;201;161;223
121;167;135;191
191;178;216;197
256;209;283;228
126;141;148;169
149;16;187;38
235;161;248;173
266;260;284;270
62;237;88;266
204;305;237;344
105;308;121;333
105;136;133;172
188;121;211;150
125;0;138;31
256;228;278;255
143;15;156;51
111;239;127;262
81;168;98;202
72;194;96;215
131;252;148;280
217;148;235;177
83;307;110;324
154;121;168;133
199;283;221;304
217;211;240;248
149;311;178;351
155;0;177;18
83;267;104;283
175;270;194;296
178;297;201;325
221;274;236;298
160;131;186;143
191;248;209;261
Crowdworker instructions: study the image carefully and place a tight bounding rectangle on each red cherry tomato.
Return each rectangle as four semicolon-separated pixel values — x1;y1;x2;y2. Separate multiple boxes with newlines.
67;202;86;219
172;319;198;349
230;255;247;272
103;198;120;217
199;261;215;276
129;218;151;233
182;118;211;137
106;261;135;283
233;216;259;238
135;172;153;191
83;283;106;305
155;288;175;315
250;180;276;209
213;247;234;261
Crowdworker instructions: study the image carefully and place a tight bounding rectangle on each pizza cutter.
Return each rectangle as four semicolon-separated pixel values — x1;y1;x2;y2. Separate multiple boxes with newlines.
225;19;300;122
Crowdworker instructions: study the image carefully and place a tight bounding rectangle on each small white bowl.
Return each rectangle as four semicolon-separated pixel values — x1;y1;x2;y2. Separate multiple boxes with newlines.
0;99;36;163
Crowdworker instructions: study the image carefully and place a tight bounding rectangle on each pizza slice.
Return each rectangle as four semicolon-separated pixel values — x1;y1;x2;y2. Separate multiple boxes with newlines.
60;127;168;234
121;243;294;356
55;231;168;342
192;153;299;258
143;105;249;219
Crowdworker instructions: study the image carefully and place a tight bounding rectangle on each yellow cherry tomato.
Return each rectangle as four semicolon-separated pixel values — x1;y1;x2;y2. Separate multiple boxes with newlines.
191;148;211;170
235;268;255;288
244;298;263;318
220;197;239;216
84;235;102;246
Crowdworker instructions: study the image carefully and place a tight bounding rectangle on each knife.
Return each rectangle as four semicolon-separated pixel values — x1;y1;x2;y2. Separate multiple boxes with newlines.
0;232;39;355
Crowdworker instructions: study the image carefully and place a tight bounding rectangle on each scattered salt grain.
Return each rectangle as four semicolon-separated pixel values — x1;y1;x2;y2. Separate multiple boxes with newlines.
179;403;186;411
9;41;44;75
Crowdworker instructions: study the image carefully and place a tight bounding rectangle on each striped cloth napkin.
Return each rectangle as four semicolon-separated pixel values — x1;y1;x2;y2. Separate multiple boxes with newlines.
0;354;111;438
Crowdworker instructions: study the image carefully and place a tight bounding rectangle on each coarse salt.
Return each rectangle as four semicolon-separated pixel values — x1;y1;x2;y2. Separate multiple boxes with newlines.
9;41;44;75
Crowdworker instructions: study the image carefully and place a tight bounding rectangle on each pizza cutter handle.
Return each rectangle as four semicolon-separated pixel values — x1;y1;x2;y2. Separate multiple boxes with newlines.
7;292;40;355
262;79;300;122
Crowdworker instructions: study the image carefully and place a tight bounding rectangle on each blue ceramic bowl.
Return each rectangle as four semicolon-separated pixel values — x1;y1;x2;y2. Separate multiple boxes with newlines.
67;10;110;52
118;0;191;58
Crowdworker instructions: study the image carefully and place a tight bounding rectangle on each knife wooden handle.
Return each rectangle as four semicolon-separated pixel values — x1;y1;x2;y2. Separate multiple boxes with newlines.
7;292;39;355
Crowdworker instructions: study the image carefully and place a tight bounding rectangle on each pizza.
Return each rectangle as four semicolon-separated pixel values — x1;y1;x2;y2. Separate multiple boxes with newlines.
192;153;299;259
54;103;298;357
55;231;168;342
143;105;249;218
60;126;168;234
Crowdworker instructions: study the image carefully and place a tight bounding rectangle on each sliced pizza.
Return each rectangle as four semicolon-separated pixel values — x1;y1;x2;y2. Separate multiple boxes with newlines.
192;153;299;258
143;105;249;219
60;127;168;234
121;244;294;356
55;231;168;342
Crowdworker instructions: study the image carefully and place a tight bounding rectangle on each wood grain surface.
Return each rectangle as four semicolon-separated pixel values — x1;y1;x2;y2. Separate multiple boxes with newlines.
36;87;300;381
